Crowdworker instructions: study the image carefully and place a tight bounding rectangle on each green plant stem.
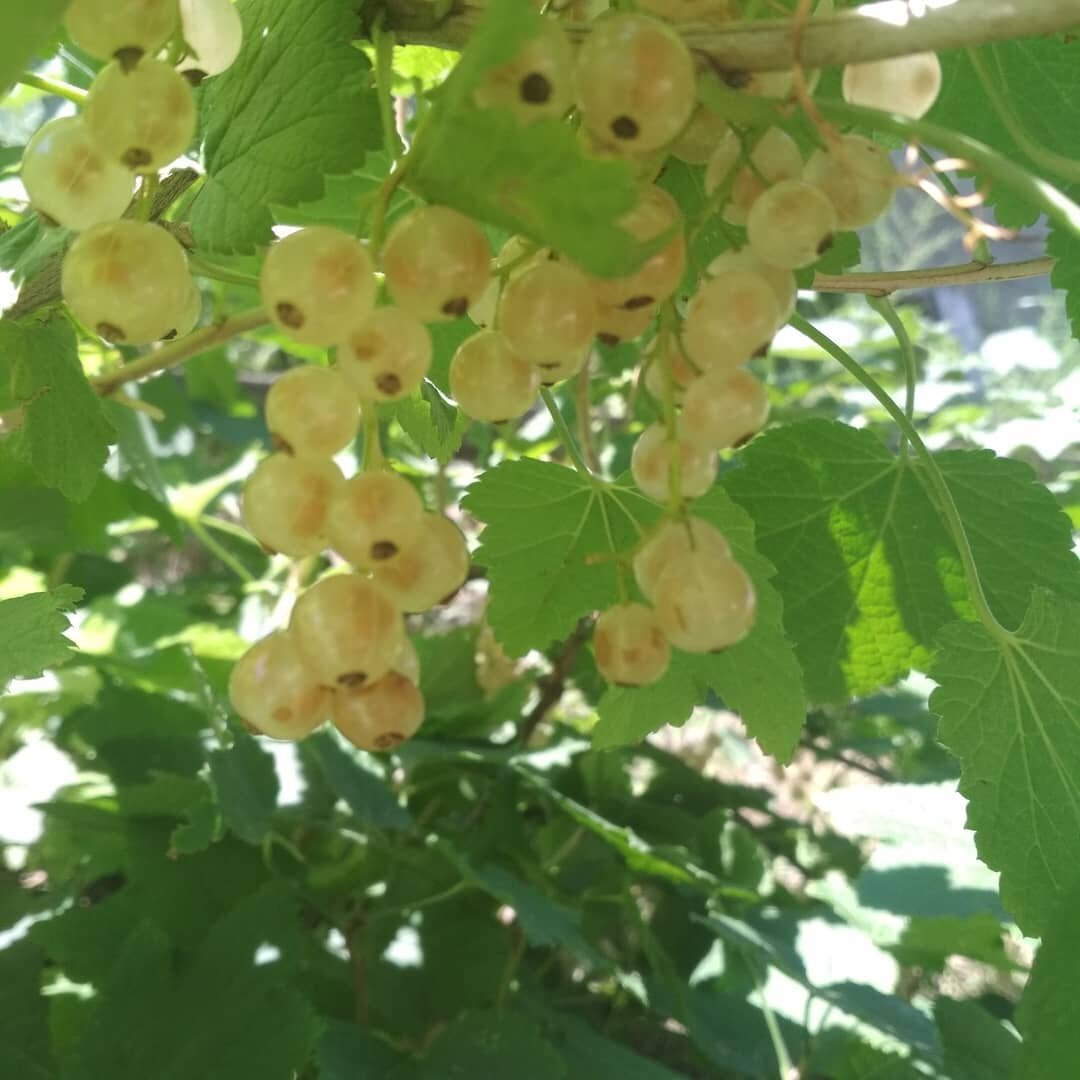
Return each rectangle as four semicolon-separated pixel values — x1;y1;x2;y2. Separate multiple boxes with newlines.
18;71;87;103
372;17;404;163
187;517;255;583
866;295;916;453
656;308;683;511
91;307;268;396
790;313;1013;646
134;174;159;223
199;515;264;550
367;164;407;255
812;257;1053;297
748;958;794;1080
362;405;384;470
540;387;595;483
188;253;260;290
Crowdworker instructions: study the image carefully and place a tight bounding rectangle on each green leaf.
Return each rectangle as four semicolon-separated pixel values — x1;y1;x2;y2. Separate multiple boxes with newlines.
208;735;279;845
4;315;116;502
725;420;1080;703
317;1022;414;1080
306;730;411;830
421;1009;566;1080
0;585;83;688
0;2;69;98
593;485;806;761
890;914;1014;974
0;940;54;1080
935;999;1020;1080
931;591;1080;936
389;380;468;465
191;0;381;253
408;0;651;278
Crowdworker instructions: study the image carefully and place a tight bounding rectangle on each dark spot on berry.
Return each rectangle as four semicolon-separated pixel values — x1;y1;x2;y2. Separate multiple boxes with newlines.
491;418;509;425
753;341;771;359
270;433;294;455
441;296;469;317
733;431;755;449
611;115;640;140
597;332;620;347
817;233;835;256
623;295;654;311
338;671;368;688
371;540;398;561
181;69;208;88
374;731;405;750
722;69;751;90
36;210;60;229
122;147;153;170
114;46;145;72
376;372;402;396
161;328;179;341
259;542;278;556
276;301;304;329
708;645;732;655
439;587;461;605
520;72;552;104
97;322;125;342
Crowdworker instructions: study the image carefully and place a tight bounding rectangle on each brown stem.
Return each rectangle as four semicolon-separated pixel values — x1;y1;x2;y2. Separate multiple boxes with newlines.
517;618;590;745
811;256;1054;297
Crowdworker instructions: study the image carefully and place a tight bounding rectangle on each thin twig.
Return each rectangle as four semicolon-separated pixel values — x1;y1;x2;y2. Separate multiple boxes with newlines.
812;257;1054;297
517;619;590;745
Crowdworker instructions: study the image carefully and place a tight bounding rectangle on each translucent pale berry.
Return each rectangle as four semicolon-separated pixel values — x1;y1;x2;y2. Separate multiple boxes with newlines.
229;631;331;740
476;623;516;696
449;330;539;422
382;206;491;322
747;180;838;271
473;20;574;122
704;127;803;226
468;236;544;330
393;637;421;685
589;186;685;311
178;0;244;80
61;220;192;344
671;105;730;166
536;351;588;386
654;552;756;652
576;13;696;152
842;52;942;120
326;470;425;569
593;603;671;687
596;303;657;346
682;271;781;373
705;249;797;324
261;226;376;346
265;366;360;457
242;453;344;557
373;514;469;613
803;134;896;229
631;422;718;503
333;672;424;752
166;283;202;340
291;574;405;688
633;517;731;603
643;335;699;404
85;60;196;172
499;261;598;371
21;117;134;232
338;306;432;402
681;369;769;450
64;0;177;62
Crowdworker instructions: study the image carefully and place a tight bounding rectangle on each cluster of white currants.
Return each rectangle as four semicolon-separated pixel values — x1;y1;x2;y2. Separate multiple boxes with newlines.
21;0;242;345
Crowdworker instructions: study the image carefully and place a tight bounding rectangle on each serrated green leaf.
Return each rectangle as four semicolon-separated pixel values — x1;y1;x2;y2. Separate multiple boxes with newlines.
191;0;381;253
593;485;805;761
421;1009;566;1080
931;591;1080;936
0;585;82;688
890;914;1014;974
306;729;411;829
5;315;115;501
317;1021;414;1080
390;380;468;465
935;999;1020;1080
208;735;279;845
408;0;652;278
725;420;1080;703
0;2;69;98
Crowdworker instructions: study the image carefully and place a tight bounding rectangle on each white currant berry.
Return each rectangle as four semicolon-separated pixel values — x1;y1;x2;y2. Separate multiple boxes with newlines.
261;226;376;346
633;517;731;603
682;271;782;373
671;105;730;166
576;13;696;152
265;366;360;457
449;330;540;422
473;20;574;122
499;261;598;371
593;603;671;687
64;0;177;63
704;127;803;226
842;52;942;120
535;351;589;386
747;179;838;271
631;422;718;503
165;283;202;339
682;369;769;450
643;335;699;405
333;672;424;752
803;134;896;229
229;631;331;740
178;0;244;80
291;574;406;689
21;117;135;232
655;551;756;652
326;470;425;568
85;59;197;172
705;249;797;324
596;303;658;346
61;220;192;344
468;236;545;330
337;306;432;402
392;637;421;685
638;0;734;20
373;514;469;613
382;206;491;322
242;453;344;558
